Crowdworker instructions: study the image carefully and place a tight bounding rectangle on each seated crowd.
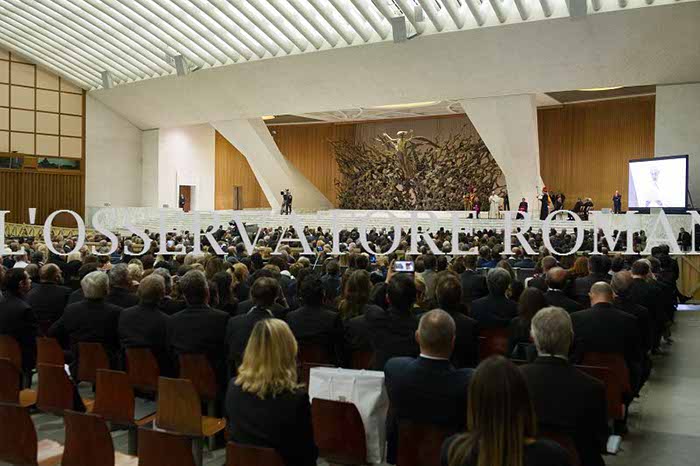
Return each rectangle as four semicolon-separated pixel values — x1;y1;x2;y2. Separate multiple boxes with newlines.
0;225;683;466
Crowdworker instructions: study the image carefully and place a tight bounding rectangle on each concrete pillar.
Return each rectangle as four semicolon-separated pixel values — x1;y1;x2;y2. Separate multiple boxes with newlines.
211;118;333;211
460;94;544;212
655;83;700;208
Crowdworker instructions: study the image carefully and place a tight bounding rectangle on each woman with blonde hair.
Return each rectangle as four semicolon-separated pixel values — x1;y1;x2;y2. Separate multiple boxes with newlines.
442;356;570;466
225;319;318;466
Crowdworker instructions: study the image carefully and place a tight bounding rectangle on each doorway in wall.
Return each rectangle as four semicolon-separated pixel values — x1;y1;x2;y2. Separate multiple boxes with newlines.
179;185;192;212
232;186;243;210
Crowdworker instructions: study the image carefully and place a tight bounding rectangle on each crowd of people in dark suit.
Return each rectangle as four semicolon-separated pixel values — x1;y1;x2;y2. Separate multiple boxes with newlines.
0;221;686;466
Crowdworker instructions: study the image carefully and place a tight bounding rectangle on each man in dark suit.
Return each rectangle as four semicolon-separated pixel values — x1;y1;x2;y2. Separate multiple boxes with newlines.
25;263;70;329
435;274;479;368
459;255;488;304
611;271;653;387
527;256;557;291
167;270;230;383
320;259;342;304
470;268;518;328
544;267;583;314
521;307;608;466
573;255;611;307
571;282;642;393
384;309;473;464
286;277;344;365
67;263;99;305
365;274;420;370
106;264;139;308
0;268;38;372
234;269;288;319
49;271;122;374
118;274;173;376
627;260;663;351
226;277;278;372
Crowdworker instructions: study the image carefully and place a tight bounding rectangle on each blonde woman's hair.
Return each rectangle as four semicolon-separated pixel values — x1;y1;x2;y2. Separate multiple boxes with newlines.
235;319;302;399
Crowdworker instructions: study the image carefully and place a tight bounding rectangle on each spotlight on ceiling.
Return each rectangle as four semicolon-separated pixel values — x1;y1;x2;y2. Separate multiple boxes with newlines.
261;115;276;120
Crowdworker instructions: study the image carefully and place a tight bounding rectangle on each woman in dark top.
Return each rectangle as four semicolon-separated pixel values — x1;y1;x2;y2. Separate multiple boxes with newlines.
508;288;547;360
225;319;318;466
212;271;238;316
337;269;373;320
442;356;571;466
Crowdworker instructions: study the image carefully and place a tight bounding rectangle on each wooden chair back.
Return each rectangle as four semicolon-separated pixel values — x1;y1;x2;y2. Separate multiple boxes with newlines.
178;354;217;402
62;410;114;466
156;377;203;436
126;348;160;393
0;335;22;371
37;363;76;415
576;364;624;420
138;428;196;466
478;327;510;361
77;342;110;384
350;350;374;370
226;441;285;466
397;421;451;466
93;369;135;426
540;431;581;466
298;343;333;366
0;358;21;403
0;402;38;465
311;398;367;464
582;352;631;394
37;337;65;366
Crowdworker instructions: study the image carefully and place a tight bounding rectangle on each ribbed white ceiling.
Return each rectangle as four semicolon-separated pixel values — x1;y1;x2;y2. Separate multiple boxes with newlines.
0;0;676;90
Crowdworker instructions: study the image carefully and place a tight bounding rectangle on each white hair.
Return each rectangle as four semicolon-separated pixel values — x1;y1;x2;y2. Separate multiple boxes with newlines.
81;271;110;299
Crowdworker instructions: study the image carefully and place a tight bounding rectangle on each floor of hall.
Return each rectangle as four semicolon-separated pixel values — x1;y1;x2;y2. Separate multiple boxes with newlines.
12;310;700;466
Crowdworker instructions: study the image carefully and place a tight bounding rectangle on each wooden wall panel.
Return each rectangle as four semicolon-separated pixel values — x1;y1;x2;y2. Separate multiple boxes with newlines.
271;124;355;206
215;131;269;209
0;170;84;226
215;123;355;209
538;96;655;211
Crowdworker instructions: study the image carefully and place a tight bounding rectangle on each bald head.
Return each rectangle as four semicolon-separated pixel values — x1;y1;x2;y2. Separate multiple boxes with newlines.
416;309;456;359
39;263;62;284
546;267;568;290
589;282;614;305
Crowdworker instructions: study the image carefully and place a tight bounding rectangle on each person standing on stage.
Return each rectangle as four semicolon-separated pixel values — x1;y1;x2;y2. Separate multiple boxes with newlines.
539;187;551;220
517;198;528;219
286;189;293;214
488;192;501;219
280;190;289;215
613;190;622;214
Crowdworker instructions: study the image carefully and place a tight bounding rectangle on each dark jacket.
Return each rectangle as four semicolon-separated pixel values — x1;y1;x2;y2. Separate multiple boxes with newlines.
470;293;518;328
508;316;534;360
119;303;172;375
286;305;344;365
521;356;608;466
385;356;472;464
67;288;85;306
364;306;419;371
48;298;122;373
0;292;38;370
544;290;583;314
459;270;488;304
236;299;288;320
571;302;642;390
167;305;230;382
25;282;71;325
106;287;139;309
226;307;275;371
573;273;611;307
225;384;318;466
448;311;480;369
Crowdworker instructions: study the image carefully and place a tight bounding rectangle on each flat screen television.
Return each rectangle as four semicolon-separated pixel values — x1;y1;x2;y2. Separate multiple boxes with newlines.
628;155;688;210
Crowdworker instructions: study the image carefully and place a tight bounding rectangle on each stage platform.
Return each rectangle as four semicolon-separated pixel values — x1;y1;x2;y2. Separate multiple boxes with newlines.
92;207;697;237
